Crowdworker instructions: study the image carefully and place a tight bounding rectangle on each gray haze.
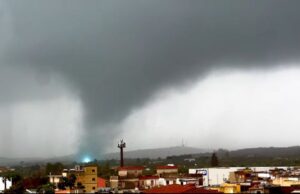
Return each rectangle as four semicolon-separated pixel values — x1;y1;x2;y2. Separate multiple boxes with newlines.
1;1;300;158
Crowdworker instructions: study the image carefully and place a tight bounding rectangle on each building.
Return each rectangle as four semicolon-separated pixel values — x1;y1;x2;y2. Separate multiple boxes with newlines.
115;166;145;189
118;166;144;178
156;165;178;176
48;174;63;188
139;175;159;190
189;167;240;186
63;165;98;193
0;177;12;192
218;183;241;193
97;177;106;188
189;166;289;186
109;176;119;190
273;176;300;187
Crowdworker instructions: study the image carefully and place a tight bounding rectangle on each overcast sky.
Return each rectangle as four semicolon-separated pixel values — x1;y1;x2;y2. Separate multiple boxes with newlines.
1;1;300;159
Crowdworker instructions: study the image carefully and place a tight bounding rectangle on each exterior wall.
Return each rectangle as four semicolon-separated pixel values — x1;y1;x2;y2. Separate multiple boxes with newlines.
273;177;300;187
118;170;127;177
74;166;97;193
119;178;139;189
0;177;12;192
189;167;241;186
109;176;118;189
118;169;143;178
98;177;106;188
83;166;97;193
139;179;159;189
219;183;241;193
157;178;176;186
49;175;62;187
157;169;178;175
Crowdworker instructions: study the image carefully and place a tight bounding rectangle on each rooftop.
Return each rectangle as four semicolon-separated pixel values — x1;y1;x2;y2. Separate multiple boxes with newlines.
143;184;221;193
157;165;178;170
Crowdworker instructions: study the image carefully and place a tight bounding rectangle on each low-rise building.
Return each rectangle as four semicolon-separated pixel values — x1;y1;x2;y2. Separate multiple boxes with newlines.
218;183;241;193
62;165;98;193
116;166;145;189
139;175;159;190
156;165;178;176
273;176;300;187
118;166;144;178
0;177;12;192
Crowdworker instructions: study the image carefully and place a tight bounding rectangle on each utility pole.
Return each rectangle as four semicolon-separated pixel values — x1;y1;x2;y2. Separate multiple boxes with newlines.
118;139;126;167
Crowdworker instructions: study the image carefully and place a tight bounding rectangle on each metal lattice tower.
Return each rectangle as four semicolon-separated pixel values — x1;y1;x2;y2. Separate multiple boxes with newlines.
118;139;126;167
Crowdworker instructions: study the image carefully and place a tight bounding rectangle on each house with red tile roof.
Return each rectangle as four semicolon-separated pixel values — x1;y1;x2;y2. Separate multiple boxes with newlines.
156;165;178;186
118;166;145;178
156;165;178;175
116;166;145;190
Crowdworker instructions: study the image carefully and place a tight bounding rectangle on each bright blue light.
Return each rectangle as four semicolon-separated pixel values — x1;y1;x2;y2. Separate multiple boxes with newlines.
83;156;91;163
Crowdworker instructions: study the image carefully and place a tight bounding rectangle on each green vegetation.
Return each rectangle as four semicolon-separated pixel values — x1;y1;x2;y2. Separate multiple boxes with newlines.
1;171;24;194
37;183;55;194
211;153;219;167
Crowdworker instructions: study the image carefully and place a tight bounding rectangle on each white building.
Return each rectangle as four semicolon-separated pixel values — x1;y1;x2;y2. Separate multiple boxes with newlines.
189;166;289;186
0;177;12;192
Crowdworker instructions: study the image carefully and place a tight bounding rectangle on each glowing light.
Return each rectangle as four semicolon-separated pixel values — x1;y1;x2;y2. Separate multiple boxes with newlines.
82;156;91;163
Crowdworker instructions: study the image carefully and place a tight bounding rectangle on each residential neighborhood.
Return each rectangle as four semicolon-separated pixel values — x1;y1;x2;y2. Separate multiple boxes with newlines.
2;142;300;193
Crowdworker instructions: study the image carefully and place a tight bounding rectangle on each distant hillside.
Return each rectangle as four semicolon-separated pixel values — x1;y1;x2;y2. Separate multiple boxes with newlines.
0;157;44;166
0;155;76;166
2;146;300;166
105;146;210;159
228;146;300;158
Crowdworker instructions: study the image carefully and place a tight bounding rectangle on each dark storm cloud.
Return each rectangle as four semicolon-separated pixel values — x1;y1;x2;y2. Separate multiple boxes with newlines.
2;0;300;157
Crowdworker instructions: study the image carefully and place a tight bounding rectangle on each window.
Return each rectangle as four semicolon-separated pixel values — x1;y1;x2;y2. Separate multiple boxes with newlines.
92;169;95;172
92;187;95;190
92;178;96;181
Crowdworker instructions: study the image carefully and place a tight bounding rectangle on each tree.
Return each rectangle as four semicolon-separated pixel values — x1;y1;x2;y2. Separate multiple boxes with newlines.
76;182;85;190
4;181;24;194
98;162;111;179
2;172;24;194
37;183;55;194
46;162;64;175
1;171;22;191
211;153;219;167
68;174;76;189
58;174;77;190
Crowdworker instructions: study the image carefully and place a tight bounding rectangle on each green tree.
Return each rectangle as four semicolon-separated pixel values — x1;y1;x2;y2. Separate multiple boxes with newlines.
46;162;64;175
1;171;22;191
211;153;219;167
4;181;24;194
68;174;76;189
76;182;85;190
98;162;111;179
2;172;24;194
37;183;55;194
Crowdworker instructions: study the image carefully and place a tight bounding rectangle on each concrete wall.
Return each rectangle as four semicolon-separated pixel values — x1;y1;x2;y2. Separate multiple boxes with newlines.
157;169;178;175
